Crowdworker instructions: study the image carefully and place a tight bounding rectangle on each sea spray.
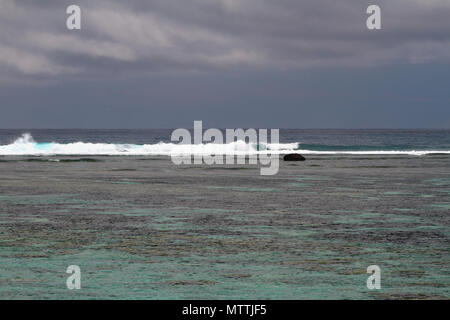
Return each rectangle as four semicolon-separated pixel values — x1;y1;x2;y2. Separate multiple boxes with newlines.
0;132;449;156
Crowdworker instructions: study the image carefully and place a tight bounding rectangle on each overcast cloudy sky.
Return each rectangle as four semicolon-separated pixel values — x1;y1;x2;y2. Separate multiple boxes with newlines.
0;0;449;128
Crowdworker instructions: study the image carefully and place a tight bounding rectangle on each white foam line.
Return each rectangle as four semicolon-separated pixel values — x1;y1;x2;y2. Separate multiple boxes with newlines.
0;133;448;156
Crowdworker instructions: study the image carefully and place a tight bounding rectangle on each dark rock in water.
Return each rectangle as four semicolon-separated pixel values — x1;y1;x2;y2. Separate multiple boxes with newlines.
283;154;305;161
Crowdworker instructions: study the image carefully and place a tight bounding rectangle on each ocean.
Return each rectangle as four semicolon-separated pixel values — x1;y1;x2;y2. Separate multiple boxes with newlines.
0;129;449;156
0;129;449;299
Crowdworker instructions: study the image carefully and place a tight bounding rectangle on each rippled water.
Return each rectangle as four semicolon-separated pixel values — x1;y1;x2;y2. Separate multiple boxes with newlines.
0;154;448;299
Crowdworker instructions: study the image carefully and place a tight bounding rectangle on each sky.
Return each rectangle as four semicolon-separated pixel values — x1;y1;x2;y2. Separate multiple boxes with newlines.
0;0;449;129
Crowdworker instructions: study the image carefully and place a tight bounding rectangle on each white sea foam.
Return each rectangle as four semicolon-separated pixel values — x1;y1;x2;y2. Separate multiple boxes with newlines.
0;133;448;156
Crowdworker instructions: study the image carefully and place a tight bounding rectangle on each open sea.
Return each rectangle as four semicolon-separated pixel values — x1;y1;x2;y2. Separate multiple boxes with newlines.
0;129;449;299
0;129;449;155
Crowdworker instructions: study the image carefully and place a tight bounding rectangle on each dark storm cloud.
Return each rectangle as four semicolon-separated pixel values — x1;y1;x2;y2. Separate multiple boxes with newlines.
0;0;449;129
1;0;450;81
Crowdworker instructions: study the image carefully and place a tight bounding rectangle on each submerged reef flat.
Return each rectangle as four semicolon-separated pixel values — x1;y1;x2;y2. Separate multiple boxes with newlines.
0;155;448;299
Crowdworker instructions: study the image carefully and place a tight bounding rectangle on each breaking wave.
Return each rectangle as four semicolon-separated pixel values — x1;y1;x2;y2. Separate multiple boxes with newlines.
0;133;448;156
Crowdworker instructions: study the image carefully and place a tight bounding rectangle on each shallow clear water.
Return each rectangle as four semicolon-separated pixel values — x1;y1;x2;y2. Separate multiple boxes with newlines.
0;152;448;299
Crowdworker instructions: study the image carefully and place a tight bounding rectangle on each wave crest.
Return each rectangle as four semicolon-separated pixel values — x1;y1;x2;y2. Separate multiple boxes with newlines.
0;133;298;156
0;133;448;156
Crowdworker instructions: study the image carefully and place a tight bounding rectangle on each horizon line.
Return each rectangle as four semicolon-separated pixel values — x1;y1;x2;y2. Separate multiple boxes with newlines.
0;128;449;131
